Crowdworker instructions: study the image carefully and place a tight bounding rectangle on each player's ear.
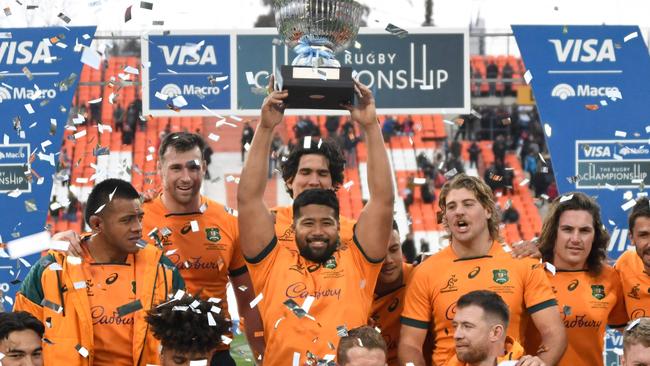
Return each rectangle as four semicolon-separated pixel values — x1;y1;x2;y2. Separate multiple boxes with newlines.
88;214;103;233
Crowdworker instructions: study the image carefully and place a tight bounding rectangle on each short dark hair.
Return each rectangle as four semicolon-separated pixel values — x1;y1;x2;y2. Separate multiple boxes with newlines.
392;220;399;233
0;311;45;340
281;138;346;198
159;132;206;161
293;188;340;221
538;192;608;275
457;290;510;329
85;178;141;225
629;197;650;234
146;293;232;355
337;326;386;365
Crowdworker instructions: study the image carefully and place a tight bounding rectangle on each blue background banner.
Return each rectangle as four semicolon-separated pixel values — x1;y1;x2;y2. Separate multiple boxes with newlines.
0;26;95;309
142;32;232;116
513;25;650;260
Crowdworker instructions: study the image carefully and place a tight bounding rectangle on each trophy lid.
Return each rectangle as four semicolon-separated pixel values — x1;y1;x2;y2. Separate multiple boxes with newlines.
274;0;364;53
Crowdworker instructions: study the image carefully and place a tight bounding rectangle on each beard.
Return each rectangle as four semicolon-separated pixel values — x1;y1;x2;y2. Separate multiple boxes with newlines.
456;345;489;364
298;237;340;263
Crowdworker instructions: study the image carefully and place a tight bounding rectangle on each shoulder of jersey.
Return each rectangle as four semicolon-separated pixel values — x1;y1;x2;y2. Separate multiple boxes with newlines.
615;249;636;268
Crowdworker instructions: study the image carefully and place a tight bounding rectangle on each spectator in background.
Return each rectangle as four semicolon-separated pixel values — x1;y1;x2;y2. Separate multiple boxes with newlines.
502;202;520;224
468;141;480;169
269;133;283;179
294;115;318;140
403;175;415;209
122;121;134;145
419;238;430;253
403;115;414;136
241;121;254;162
325;115;340;139
204;144;214;180
472;66;483;97
65;191;79;222
126;100;138;132
486;60;498;96
421;178;435;204
342;126;360;168
0;311;44;366
113;103;125;131
402;232;416;264
89;100;101;124
492;134;507;164
502;61;514;96
382;115;397;142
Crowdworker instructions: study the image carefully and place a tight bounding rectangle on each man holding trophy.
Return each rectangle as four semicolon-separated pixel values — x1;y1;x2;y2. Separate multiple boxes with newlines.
238;1;395;364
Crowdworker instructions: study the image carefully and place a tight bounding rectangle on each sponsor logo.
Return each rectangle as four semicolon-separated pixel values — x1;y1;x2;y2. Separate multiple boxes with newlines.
583;145;611;158
285;281;342;300
468;266;480;279
620;146;650;156
159;44;218;66
567;279;579;291
440;274;459;293
562;314;603;329
548;38;616;63
0;86;57;101
160;83;182;97
631;309;646;319
492;269;509;285
445;301;457;321
205;227;221;242
628;284;640;299
0;40;53;64
91;306;134;326
551;83;621;101
105;273;118;285
591;284;606;300
0;87;10;102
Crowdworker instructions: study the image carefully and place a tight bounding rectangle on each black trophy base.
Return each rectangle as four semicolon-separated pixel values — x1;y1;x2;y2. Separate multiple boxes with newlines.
280;65;354;110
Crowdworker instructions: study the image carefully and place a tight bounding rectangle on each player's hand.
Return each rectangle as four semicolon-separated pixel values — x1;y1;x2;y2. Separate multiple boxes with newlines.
53;230;82;257
341;79;377;128
511;240;541;259
260;74;287;129
516;355;546;366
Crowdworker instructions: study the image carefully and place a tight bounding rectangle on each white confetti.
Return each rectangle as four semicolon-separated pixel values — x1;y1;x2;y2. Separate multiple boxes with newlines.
523;70;533;84
608;220;616;226
343;181;354;190
560;194;574;203
24;103;35;114
249;293;263;308
189;360;207;366
124;65;139;75
302;295;315;313
88;97;102;104
73;281;87;289
7;189;21;198
624;31;638;43
413;177;427;185
624;190;634;201
545;262;556;275
292;352;301;366
303;136;312;149
190;220;199;232
67;256;82;265
621;199;637;211
605;183;616;191
613;154;623;161
645;125;650;133
600;100;608;106
519;178;530;186
172;95;188;108
6;231;50;259
220;335;233;345
155;91;169;101
208;133;220;142
245;71;256;85
615;130;627;138
73;130;87;140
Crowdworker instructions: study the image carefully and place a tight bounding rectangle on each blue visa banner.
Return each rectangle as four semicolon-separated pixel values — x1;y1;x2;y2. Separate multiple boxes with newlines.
0;26;95;309
142;32;232;116
513;25;650;260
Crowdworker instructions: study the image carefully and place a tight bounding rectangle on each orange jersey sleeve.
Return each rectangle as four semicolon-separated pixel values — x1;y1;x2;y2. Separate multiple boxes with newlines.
402;242;557;366
371;263;415;366
141;195;243;351
614;250;650;320
525;266;628;366
245;209;381;365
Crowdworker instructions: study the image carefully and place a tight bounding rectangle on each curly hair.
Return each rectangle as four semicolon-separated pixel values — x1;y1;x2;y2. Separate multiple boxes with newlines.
438;173;502;242
538;192;609;275
145;293;232;355
280;137;346;198
624;317;650;350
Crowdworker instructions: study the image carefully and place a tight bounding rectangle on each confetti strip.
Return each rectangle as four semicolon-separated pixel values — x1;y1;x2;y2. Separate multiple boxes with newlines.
523;70;533;84
621;199;637;211
545;262;556;275
249;293;263;308
615;130;627;138
624;31;638;43
559;194;574;203
301;295;315;313
75;344;89;358
124;5;132;22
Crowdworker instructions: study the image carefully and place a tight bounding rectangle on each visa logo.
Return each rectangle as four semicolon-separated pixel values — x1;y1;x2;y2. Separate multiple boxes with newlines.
0;40;52;64
159;44;217;66
584;146;611;158
549;39;616;62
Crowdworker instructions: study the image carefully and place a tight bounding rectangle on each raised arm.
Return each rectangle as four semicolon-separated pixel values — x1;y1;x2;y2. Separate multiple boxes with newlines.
237;77;288;259
344;79;395;261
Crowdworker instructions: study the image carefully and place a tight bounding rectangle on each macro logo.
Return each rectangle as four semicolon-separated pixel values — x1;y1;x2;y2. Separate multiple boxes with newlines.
0;87;10;102
160;83;182;98
551;83;576;100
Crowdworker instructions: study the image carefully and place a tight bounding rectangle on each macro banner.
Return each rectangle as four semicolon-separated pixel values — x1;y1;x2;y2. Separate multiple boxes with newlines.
0;26;96;309
142;28;469;116
513;25;650;260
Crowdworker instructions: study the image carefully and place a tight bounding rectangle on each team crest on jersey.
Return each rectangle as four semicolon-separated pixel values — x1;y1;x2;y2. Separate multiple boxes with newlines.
591;284;605;300
492;269;509;284
205;227;221;242
628;284;641;299
324;256;337;269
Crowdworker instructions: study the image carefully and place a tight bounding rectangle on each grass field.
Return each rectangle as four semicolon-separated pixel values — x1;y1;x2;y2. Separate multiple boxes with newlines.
230;332;255;364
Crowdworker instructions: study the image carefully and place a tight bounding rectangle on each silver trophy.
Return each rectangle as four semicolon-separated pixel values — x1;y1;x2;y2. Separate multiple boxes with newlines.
274;0;364;109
